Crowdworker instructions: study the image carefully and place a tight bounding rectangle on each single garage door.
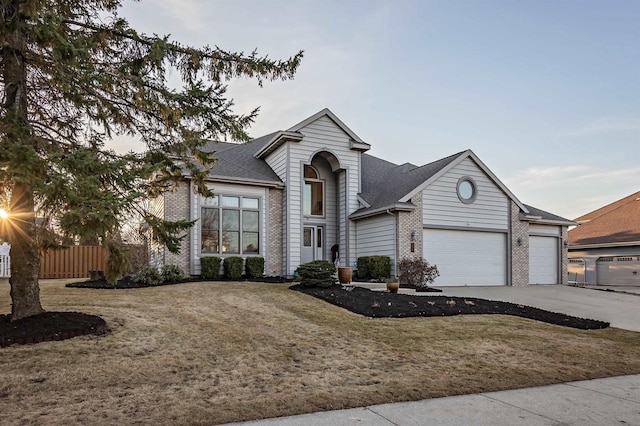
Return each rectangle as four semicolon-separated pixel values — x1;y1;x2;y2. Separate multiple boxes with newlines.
423;229;506;286
597;256;640;286
529;236;559;284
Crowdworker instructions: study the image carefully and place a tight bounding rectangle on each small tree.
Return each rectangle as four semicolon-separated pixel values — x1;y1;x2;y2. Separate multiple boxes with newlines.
296;260;336;288
398;258;439;288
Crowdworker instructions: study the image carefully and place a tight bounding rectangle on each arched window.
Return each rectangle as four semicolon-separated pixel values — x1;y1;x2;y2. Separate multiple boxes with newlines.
303;165;323;216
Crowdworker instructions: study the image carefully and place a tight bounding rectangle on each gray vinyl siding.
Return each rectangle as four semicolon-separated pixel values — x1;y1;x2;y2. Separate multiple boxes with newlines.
286;115;361;274
422;157;508;230
265;143;288;181
338;170;347;263
356;214;396;267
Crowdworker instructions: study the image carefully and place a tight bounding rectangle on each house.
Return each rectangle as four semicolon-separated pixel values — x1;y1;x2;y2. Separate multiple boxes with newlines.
568;191;640;285
151;108;574;286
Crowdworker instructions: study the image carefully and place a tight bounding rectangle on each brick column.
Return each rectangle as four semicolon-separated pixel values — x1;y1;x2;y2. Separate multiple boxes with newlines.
397;193;423;263
163;180;191;273
267;188;284;276
510;201;529;286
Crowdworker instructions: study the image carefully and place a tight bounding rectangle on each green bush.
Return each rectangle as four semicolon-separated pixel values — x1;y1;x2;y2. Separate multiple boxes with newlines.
161;264;184;283
201;256;222;280
296;260;336;288
245;257;265;279
224;256;244;280
133;266;163;286
357;256;391;281
398;257;439;287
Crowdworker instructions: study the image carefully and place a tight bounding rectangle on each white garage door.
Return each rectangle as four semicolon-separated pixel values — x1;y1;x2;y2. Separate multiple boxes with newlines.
423;229;506;286
529;236;558;284
597;256;640;286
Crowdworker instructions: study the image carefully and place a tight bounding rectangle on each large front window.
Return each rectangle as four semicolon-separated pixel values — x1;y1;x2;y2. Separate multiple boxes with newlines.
201;195;260;254
303;165;324;216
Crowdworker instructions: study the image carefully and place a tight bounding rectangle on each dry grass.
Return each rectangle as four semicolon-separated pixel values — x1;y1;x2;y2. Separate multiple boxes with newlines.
1;279;640;425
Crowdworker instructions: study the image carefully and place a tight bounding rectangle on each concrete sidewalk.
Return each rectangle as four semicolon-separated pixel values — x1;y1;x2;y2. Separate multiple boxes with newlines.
231;374;640;425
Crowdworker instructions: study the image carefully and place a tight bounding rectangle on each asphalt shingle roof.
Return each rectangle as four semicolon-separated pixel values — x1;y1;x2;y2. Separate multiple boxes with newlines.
358;151;466;212
524;204;573;223
569;191;640;246
201;132;282;183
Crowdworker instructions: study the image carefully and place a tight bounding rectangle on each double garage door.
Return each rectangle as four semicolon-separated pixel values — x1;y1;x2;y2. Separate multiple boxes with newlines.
423;229;506;286
423;230;560;286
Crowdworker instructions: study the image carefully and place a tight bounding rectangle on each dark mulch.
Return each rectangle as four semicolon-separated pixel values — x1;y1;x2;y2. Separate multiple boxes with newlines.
0;311;110;348
292;284;610;330
65;275;200;289
67;275;294;289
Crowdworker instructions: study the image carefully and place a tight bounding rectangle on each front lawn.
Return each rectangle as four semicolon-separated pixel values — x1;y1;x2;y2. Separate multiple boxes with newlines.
1;279;640;425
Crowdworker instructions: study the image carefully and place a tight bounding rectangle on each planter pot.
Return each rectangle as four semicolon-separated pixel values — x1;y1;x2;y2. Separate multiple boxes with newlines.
338;267;353;284
386;281;399;293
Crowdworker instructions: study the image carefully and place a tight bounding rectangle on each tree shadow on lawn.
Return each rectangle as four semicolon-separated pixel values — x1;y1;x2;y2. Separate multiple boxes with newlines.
291;284;609;330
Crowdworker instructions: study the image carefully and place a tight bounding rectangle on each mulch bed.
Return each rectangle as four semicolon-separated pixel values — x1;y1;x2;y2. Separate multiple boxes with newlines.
66;275;294;289
292;284;610;330
0;312;110;348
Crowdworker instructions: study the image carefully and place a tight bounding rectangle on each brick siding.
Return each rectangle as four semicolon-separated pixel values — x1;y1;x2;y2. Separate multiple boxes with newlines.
162;180;191;274
267;188;284;276
397;193;423;265
510;201;529;286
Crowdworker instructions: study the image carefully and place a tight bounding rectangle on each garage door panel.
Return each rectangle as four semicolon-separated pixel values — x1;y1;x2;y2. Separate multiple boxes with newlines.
597;257;640;286
423;229;506;286
529;236;558;285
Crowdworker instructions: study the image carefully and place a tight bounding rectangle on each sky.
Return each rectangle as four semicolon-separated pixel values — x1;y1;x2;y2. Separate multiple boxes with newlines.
115;0;640;221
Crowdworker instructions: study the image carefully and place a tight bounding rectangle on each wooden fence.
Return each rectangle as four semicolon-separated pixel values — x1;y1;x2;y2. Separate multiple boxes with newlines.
39;245;108;279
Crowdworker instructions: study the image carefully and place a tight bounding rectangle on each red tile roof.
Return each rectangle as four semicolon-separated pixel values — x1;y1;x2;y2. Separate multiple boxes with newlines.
569;191;640;246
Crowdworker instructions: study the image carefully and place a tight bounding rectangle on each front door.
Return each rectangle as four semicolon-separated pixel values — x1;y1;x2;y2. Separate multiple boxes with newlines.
301;226;324;264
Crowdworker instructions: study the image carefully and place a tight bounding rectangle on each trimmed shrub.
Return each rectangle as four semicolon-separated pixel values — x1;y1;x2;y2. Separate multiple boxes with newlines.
398;257;439;287
296;260;336;288
201;256;222;280
133;266;163;286
245;257;265;279
224;256;244;280
161;264;184;283
357;256;391;281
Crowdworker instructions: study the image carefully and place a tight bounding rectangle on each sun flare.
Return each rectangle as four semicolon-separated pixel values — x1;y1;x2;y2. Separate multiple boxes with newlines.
0;209;8;219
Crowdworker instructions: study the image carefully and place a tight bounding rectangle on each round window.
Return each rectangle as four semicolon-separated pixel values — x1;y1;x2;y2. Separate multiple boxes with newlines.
457;178;476;203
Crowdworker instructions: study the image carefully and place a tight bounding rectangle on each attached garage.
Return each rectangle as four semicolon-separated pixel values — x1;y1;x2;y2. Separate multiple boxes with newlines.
529;236;559;284
597;256;640;286
423;229;506;286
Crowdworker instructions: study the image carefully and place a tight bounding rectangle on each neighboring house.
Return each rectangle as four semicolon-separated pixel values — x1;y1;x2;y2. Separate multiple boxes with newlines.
151;108;574;286
568;191;640;285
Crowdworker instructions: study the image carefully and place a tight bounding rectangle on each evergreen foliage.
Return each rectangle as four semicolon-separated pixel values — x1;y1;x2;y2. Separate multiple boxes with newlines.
133;266;162;286
160;264;184;283
244;256;264;279
356;256;391;281
200;256;221;280
296;260;336;288
0;0;302;319
223;256;243;280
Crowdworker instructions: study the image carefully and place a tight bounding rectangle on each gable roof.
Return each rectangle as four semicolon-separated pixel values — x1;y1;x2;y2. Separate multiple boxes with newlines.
288;108;370;151
352;149;530;219
352;151;465;218
569;191;640;247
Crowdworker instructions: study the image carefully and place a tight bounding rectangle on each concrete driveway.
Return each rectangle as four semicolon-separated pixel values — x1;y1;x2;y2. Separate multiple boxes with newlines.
432;285;640;331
